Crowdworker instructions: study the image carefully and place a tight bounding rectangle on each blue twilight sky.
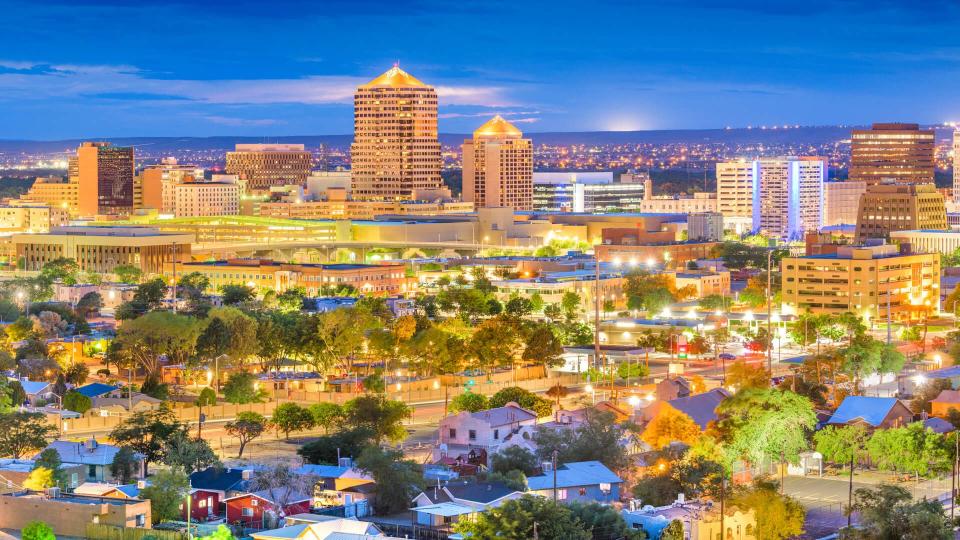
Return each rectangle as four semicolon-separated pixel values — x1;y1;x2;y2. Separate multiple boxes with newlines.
0;0;958;139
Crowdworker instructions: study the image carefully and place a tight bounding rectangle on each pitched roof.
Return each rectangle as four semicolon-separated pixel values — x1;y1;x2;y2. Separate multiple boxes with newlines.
251;519;383;540
923;417;955;434
827;396;903;427
468;404;537;427
444;481;520;505
526;461;623;491
931;389;960;404
73;383;119;398
74;482;129;497
360;66;427;89
42;440;141;466
227;489;312;506
667;388;730;430
189;467;250;493
17;380;51;396
473;115;523;139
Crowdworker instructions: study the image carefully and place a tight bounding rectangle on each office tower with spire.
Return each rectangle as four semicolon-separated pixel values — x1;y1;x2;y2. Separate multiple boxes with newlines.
850;123;935;185
350;66;444;201
462;115;533;210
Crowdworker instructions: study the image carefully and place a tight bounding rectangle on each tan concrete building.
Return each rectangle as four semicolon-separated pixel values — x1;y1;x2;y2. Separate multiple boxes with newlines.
350;66;444;201
0;492;151;537
0;202;70;235
174;181;240;217
639;193;717;214
781;243;940;321
716;159;753;219
138;157;204;212
823;181;867;226
462;115;533;210
854;183;947;242
168;259;412;296
668;269;731;298
258;199;473;220
14;226;193;274
225;144;312;193
850;123;935;185
21;176;80;216
890;230;960;256
74;142;135;216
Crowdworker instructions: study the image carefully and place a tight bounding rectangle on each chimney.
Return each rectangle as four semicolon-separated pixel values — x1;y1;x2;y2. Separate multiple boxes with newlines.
542;461;553;472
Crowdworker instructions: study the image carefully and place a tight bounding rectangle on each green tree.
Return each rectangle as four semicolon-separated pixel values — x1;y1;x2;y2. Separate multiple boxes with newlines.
113;264;143;284
116;278;167;319
308;402;344;434
660;520;684;540
33;448;66;488
110;447;139;485
730;479;805;540
489;386;553;417
297;427;375;465
109;406;187;473
504;297;533;317
40;257;79;284
355;445;423;514
64;361;89;385
197;525;237;540
726;360;770;391
224;411;268;458
140;468;190;524
814;424;870;528
866;423;949;480
8;381;25;407
163;431;220;474
522;323;564;370
491;446;539;476
220;284;255;305
62;390;92;414
533;409;632;472
467;316;522;375
343;395;411;444
456;494;591;540
272;402;314;439
75;291;103;319
114;311;202;379
23;467;56;490
715;388;816;469
21;521;55;540
566;501;642;540
0;411;55;458
851;484;952;540
448;392;489;413
221;371;266;404
205;307;259;367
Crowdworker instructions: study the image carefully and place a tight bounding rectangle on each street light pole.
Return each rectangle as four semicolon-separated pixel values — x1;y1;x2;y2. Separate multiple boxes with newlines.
767;249;773;375
594;254;601;372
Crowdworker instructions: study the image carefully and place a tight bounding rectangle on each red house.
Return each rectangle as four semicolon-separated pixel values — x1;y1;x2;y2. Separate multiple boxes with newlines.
224;489;313;528
182;467;255;522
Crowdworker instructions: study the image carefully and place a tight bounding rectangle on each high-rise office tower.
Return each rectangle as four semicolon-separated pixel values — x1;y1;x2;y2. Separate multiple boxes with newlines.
350;66;443;201
225;144;312;194
717;157;825;239
74;142;135;216
953;130;960;204
462;115;533;210
849;123;935;185
854;183;947;242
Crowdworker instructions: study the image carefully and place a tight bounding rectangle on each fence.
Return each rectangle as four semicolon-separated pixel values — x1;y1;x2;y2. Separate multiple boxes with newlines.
57;373;582;434
85;524;186;540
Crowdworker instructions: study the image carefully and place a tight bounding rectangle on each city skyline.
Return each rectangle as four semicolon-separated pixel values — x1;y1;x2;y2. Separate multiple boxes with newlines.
1;0;959;138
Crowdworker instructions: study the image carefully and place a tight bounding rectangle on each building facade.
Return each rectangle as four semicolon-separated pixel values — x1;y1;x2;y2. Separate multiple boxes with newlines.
225;144;312;193
754;158;825;239
781;243;940;321
687;212;724;241
74;142;135;216
21;176;80;216
532;172;645;213
139;158;204;212
174;182;241;218
462;115;533;210
850;123;935;185
715;160;753;219
823;181;867;226
954;130;960;205
169;259;411;297
257;199;473;220
638;193;717;214
350;66;443;201
854;183;947;242
889;230;960;256
14;226;193;274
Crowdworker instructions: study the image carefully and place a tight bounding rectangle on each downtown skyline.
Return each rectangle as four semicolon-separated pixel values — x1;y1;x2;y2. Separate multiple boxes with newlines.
0;0;958;138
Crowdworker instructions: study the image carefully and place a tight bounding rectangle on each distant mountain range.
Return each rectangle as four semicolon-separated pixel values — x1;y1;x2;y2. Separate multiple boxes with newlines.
0;125;954;153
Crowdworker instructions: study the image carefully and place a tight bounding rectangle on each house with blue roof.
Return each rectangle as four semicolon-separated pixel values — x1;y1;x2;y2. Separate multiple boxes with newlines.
827;396;913;429
73;382;119;399
14;379;53;406
185;466;255;521
526;461;623;503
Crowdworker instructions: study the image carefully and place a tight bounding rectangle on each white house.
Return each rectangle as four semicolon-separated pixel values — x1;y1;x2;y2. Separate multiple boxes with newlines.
436;403;538;464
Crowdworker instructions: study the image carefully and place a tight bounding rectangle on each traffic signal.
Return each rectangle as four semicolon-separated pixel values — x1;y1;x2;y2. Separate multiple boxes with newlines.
678;344;688;359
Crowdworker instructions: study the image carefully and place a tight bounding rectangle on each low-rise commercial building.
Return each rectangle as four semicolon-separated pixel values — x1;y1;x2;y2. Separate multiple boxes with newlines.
168;258;412;296
533;172;645;213
889;229;960;256
492;269;626;312
14;226;193;274
21;176;80;216
0;492;151;537
0;202;70;235
257;198;473;220
780;243;940;321
667;269;731;298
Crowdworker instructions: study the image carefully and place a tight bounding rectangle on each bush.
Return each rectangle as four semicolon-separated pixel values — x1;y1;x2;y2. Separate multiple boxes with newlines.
22;521;55;540
62;391;92;414
489;386;553;417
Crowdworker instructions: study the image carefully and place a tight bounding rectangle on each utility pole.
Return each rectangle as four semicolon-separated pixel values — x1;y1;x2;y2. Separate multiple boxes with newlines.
594;255;601;372
953;434;958;522
886;288;892;345
766;248;773;375
172;241;178;314
552;449;558;502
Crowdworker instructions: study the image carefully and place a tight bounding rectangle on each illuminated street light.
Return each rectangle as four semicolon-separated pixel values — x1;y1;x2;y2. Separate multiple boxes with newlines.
628;395;640;407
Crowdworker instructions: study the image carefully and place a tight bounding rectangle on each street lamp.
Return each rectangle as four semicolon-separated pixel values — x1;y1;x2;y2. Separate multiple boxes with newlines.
627;395;640;408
